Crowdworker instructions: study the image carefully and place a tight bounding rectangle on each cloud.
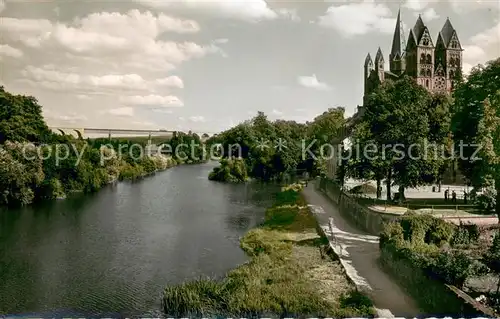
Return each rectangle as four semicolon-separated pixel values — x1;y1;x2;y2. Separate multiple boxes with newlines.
317;1;395;37
19;66;184;94
418;7;439;21
297;74;331;91
463;22;500;74
0;44;23;58
106;107;135;117
272;109;283;115
120;94;184;107
276;8;301;22
214;38;229;44
189;116;206;123
134;0;281;22
45;112;88;125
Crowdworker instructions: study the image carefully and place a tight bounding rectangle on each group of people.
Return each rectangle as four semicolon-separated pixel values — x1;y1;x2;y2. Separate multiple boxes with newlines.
444;188;468;204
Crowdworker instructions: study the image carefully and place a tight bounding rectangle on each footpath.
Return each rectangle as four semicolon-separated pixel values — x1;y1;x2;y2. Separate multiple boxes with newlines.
302;182;420;318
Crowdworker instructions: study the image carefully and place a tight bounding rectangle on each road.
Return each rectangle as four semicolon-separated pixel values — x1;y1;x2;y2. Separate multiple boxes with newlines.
303;182;421;317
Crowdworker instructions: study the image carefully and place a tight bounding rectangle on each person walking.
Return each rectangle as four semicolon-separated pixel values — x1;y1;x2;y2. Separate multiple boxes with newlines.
444;188;449;201
451;190;457;203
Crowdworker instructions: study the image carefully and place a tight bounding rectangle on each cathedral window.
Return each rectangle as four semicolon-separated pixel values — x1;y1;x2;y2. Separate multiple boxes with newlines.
426;69;432;77
426;54;432;64
451;41;458;49
449;70;455;79
454;58;460;67
420;68;426;76
426;79;429;87
420;53;426;64
423;38;430;46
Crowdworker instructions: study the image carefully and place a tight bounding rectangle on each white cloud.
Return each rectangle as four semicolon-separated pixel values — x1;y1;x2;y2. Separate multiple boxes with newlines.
272;109;283;115
120;94;184;107
19;66;184;95
214;38;229;44
135;0;280;22
297;74;331;91
189;116;206;122
463;22;500;74
448;0;500;14
45;113;88;125
318;1;395;37
404;0;433;11
419;7;439;21
106;107;134;117
0;44;23;58
76;94;91;100
276;8;300;22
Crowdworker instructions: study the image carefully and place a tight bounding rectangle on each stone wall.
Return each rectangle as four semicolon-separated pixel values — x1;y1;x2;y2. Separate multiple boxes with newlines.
318;177;399;235
380;245;496;316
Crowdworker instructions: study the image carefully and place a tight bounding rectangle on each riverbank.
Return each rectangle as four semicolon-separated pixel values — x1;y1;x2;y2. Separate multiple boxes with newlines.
162;183;376;317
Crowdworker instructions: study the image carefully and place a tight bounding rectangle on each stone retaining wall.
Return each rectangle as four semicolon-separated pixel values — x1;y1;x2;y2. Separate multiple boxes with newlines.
317;177;399;235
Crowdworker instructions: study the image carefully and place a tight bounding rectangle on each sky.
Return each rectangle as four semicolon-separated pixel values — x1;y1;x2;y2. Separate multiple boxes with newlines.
0;0;498;134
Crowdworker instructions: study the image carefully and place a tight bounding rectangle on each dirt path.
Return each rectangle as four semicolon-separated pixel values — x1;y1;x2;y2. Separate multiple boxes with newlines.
303;183;421;317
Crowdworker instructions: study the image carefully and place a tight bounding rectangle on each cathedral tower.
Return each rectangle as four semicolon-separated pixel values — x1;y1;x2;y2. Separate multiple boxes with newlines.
435;18;462;92
389;9;406;75
364;53;374;95
406;15;435;90
375;47;385;82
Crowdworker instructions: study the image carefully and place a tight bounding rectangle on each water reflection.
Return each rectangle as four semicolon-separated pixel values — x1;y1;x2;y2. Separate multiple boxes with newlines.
0;162;281;317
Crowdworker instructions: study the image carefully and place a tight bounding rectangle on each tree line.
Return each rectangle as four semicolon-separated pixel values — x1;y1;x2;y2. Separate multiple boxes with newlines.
0;86;203;207
208;58;500;217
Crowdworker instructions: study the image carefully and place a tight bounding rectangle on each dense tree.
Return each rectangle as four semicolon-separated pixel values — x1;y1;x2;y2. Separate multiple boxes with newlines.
348;76;449;200
452;58;500;217
0;86;54;143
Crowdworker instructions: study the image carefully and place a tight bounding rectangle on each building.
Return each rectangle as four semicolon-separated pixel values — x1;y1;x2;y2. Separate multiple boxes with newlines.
363;10;463;103
324;11;464;183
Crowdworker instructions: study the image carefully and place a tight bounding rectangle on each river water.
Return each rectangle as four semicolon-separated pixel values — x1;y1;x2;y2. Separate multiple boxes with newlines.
0;162;281;317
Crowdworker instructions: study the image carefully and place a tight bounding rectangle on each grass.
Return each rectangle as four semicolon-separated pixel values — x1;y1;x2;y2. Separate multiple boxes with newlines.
162;187;376;318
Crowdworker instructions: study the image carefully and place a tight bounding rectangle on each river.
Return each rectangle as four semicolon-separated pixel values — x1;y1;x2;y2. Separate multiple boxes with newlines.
0;162;282;317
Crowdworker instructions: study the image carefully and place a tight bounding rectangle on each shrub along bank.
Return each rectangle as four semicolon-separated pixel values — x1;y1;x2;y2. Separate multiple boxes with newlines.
0;140;179;207
162;184;376;318
379;214;496;316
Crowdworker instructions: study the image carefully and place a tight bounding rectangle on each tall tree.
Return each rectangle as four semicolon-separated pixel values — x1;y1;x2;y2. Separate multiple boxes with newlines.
361;76;444;200
452;58;500;217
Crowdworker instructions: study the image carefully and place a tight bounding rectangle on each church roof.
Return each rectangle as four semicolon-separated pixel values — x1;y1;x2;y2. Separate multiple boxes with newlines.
390;9;404;59
364;53;373;66
440;18;455;46
413;15;426;43
375;47;384;63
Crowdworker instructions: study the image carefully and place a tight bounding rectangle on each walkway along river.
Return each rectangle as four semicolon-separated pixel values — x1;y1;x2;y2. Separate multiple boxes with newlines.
0;162;282;317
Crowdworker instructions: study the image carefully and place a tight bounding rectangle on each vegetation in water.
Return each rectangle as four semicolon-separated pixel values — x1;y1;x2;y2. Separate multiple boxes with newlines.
162;184;376;317
206;108;346;183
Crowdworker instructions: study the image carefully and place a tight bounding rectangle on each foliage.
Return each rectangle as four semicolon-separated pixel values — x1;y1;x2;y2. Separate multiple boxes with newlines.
483;231;500;297
208;109;346;182
380;215;487;290
349;76;449;200
0;86;54;144
208;157;249;182
0;86;190;207
475;187;497;214
452;58;500;217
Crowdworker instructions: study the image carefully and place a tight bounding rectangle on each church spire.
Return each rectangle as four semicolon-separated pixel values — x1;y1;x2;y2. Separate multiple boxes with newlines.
390;9;403;59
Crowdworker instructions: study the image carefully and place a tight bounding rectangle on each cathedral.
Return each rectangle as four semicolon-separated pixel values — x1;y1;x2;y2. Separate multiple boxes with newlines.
363;10;463;103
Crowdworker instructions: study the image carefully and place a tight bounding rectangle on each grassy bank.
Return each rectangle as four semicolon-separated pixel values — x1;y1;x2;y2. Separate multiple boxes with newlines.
162;184;376;317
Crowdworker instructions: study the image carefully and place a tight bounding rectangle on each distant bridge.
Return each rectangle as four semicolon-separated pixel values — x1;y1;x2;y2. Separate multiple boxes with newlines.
49;127;217;140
